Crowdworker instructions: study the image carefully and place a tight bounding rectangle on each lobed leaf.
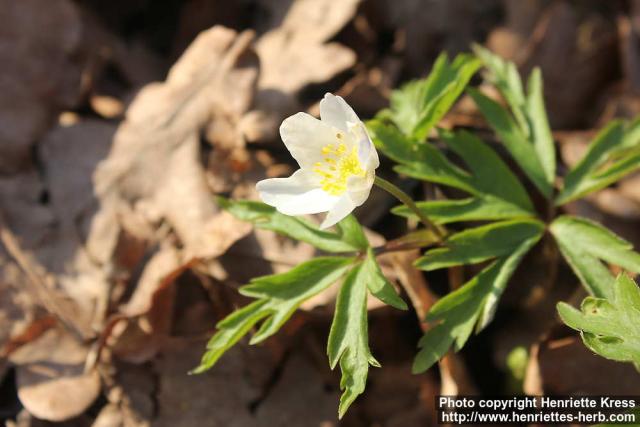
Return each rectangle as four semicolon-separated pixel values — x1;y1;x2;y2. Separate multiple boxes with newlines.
193;257;354;373
557;274;640;366
372;127;535;224
362;248;407;310
412;218;543;373
439;129;533;212
388;53;480;139
415;219;544;271
392;196;532;225
218;198;368;252
472;44;556;198
550;215;640;299
555;119;640;205
468;88;552;198
328;262;380;418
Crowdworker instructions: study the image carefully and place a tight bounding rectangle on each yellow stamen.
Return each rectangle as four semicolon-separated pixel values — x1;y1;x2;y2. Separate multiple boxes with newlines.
313;141;365;196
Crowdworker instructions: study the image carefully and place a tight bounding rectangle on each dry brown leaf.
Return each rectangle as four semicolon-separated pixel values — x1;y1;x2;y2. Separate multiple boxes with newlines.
94;26;257;260
247;0;360;142
256;0;360;95
11;326;100;422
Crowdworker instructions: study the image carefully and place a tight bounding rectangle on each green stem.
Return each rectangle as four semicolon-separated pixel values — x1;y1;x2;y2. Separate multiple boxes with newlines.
374;176;445;241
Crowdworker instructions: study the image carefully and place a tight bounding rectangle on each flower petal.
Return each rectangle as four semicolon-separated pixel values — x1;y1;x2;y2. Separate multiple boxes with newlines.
347;173;375;207
320;194;356;229
350;122;379;170
257;169;337;215
319;93;360;132
280;112;339;170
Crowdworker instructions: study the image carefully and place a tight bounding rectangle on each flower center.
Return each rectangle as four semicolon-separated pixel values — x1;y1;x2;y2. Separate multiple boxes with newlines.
313;139;365;196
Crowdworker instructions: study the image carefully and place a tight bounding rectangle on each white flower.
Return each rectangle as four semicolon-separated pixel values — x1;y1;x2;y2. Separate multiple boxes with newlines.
257;93;379;229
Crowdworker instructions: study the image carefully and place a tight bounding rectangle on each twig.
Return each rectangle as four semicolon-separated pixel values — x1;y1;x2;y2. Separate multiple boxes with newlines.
0;214;93;342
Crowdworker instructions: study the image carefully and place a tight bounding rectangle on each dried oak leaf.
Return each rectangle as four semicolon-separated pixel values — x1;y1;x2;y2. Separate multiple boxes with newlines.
248;0;360;142
256;0;360;94
10;326;100;422
94;26;256;260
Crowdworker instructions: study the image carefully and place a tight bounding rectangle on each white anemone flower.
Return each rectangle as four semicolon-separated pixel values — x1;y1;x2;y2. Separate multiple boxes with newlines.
257;93;379;229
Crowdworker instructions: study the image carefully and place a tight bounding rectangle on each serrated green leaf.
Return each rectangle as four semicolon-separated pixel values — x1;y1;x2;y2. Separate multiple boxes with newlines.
468;88;552;198
335;214;369;251
555;118;640;205
551;215;640;299
218;198;365;253
388;53;480;139
366;120;473;192
370;125;536;224
415;218;544;271
391;196;532;225
194;257;353;374
363;248;407;310
191;300;269;374
412;219;543;373
473;44;556;190
327;262;380;418
557;274;640;366
366;118;426;165
526;68;556;184
472;44;527;130
440;129;534;212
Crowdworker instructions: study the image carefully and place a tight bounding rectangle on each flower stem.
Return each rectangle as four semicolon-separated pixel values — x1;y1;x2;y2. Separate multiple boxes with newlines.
374;176;445;241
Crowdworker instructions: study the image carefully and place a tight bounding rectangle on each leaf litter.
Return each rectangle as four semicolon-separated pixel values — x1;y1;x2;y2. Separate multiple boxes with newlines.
0;0;640;425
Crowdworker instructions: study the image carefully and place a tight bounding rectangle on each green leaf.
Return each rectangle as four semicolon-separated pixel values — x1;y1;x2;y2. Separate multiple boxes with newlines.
372;127;535;224
558;274;640;366
335;214;369;252
327;261;380;418
218;198;366;253
468;88;552;198
439;129;533;212
550;215;640;299
191;300;269;374
526;68;556;184
415;219;544;271
472;43;527;130
472;44;556;190
193;257;354;373
555;118;640;205
388;53;480;139
363;248;407;310
391;196;532;225
412;219;543;373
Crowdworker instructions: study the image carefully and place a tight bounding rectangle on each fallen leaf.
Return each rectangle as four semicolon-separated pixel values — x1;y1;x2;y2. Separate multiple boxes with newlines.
11;326;100;422
249;0;360;142
94;26;257;260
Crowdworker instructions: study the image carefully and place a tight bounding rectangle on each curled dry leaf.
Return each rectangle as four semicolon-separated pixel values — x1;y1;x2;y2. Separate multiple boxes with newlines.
94;26;257;260
249;0;360;142
10;326;100;422
256;0;360;94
